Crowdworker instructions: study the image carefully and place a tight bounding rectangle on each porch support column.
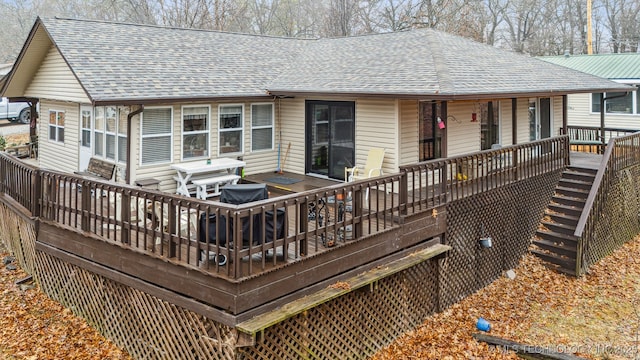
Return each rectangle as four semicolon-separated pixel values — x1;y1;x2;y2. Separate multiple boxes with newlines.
562;95;568;135
441;101;447;158
511;98;517;145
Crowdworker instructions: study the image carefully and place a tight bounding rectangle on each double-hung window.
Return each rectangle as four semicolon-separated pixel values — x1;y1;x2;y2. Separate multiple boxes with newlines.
182;106;209;160
93;106;128;163
94;107;104;156
48;110;65;143
118;108;128;163
219;104;243;155
251;103;274;151
141;107;173;165
105;106;118;160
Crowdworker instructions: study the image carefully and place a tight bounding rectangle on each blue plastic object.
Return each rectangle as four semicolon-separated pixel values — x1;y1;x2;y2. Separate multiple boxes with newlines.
476;317;491;332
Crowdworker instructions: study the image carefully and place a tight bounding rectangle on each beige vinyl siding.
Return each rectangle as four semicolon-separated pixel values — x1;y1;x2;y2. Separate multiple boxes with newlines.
447;102;480;157
517;98;532;144
567;93;640;130
38;100;80;174
552;96;562;136
399;100;419;165
499;100;514;146
25;46;90;103
355;98;398;174
277;98;306;174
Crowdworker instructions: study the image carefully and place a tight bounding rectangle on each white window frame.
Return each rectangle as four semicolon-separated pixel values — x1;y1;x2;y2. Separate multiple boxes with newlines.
94;107;105;157
48;109;65;143
93;106;128;164
140;106;173;166
590;80;639;115
218;104;244;155
250;103;274;152
117;107;129;164
104;106;118;162
181;105;210;161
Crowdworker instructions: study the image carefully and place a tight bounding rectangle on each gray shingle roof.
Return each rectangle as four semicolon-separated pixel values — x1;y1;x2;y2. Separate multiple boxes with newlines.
38;17;632;103
41;17;306;102
269;30;633;97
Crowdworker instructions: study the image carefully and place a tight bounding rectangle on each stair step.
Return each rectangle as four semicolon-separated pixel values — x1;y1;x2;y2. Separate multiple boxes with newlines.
544;211;579;226
548;203;583;217
551;195;586;209
530;249;576;269
555;186;590;199
535;229;578;244
532;238;577;257
563;170;596;183
558;178;593;191
540;221;577;235
566;167;597;176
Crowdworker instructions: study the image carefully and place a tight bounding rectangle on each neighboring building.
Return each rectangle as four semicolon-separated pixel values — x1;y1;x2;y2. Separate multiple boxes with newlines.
540;53;640;130
1;17;631;191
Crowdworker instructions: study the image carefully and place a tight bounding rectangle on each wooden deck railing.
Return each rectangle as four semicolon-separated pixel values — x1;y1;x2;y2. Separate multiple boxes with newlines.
574;132;640;275
400;136;570;213
563;125;638;153
0;136;569;280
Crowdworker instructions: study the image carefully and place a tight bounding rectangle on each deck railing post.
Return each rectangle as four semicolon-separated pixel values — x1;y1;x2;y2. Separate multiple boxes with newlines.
0;156;5;195
81;180;91;231
353;186;363;239
440;162;448;203
399;170;408;216
120;190;131;245
31;169;42;217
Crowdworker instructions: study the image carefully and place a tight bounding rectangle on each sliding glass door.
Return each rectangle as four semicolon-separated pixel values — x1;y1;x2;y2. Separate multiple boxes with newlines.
306;101;355;180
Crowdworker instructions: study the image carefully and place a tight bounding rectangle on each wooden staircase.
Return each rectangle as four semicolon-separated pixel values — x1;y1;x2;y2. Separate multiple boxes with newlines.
531;167;597;275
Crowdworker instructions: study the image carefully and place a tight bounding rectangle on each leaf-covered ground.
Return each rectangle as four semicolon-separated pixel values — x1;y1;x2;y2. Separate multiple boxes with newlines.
372;235;640;360
1;231;639;359
0;244;132;359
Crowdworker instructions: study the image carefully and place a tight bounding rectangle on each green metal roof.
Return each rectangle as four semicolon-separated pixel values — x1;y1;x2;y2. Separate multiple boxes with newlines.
539;53;640;80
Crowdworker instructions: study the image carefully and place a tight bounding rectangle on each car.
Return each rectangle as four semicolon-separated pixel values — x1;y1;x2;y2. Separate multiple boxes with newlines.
0;97;30;123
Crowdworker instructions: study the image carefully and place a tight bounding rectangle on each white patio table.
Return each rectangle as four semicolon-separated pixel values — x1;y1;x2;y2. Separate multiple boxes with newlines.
170;158;246;197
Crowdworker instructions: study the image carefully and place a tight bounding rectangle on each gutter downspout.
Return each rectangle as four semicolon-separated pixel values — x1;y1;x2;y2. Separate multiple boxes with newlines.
126;105;144;185
600;92;628;153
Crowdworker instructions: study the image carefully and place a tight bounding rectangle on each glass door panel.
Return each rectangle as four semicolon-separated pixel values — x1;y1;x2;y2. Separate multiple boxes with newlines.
306;101;355;180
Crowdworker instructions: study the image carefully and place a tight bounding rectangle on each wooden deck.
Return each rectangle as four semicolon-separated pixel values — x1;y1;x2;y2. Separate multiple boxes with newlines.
569;151;602;170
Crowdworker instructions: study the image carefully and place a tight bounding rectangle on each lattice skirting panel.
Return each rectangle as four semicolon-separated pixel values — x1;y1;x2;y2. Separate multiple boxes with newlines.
440;170;562;308
0;171;565;359
0;203;36;274
240;260;440;359
35;251;238;360
582;165;640;273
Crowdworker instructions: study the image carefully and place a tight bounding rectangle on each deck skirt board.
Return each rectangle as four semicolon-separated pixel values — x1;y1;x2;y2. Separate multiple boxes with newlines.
236;243;451;337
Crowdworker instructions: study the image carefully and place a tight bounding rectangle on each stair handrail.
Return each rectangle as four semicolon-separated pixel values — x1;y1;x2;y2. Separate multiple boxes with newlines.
573;138;615;239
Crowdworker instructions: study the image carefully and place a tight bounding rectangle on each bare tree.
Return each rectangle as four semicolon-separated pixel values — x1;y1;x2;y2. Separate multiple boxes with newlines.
375;0;420;31
324;0;360;36
484;0;507;45
601;0;640;52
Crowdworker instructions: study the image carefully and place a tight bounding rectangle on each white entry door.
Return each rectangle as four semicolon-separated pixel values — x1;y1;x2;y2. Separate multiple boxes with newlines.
79;106;93;171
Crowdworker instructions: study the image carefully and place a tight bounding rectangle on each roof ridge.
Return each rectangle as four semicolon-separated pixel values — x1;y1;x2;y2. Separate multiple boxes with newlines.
47;16;315;41
428;31;452;94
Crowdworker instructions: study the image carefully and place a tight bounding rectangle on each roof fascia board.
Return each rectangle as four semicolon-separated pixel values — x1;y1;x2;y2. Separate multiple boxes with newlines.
93;94;274;106
0;18;44;96
266;88;634;101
